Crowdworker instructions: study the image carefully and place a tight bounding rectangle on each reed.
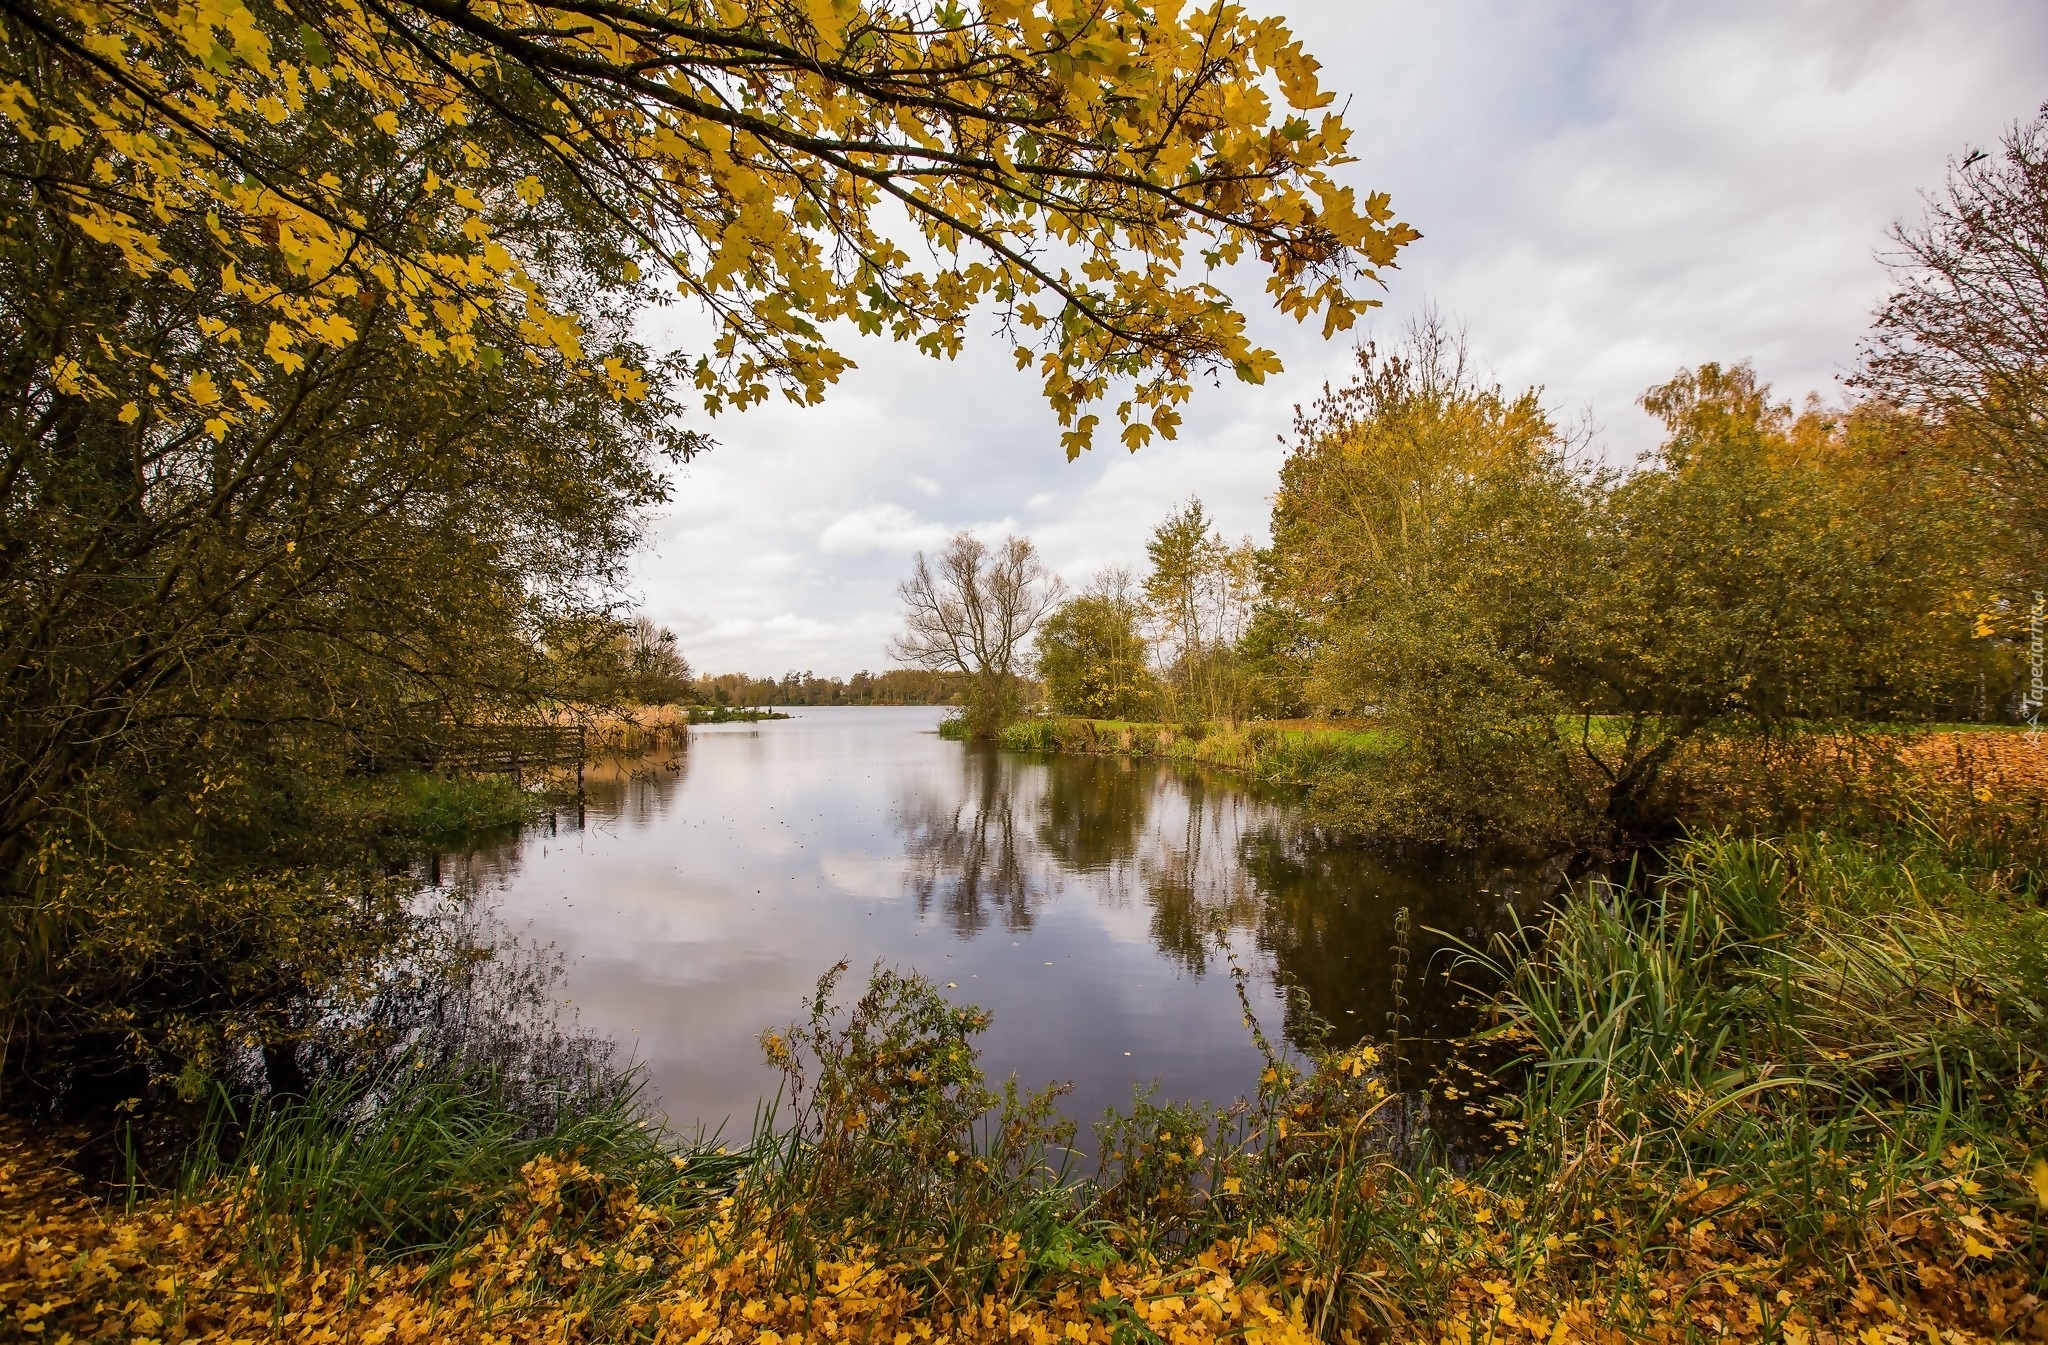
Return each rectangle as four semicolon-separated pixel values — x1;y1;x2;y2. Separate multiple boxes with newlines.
1458;823;2046;1290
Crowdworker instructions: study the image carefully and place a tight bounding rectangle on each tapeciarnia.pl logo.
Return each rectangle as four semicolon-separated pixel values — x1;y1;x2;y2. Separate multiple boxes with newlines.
2027;592;2044;740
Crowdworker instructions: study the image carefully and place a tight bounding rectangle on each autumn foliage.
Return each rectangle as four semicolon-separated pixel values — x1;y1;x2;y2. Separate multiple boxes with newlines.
0;0;1427;1109
3;0;1416;451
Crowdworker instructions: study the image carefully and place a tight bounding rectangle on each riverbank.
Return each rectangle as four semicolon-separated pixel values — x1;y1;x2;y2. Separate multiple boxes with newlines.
7;812;2042;1343
989;717;2048;845
686;704;793;724
991;715;1387;781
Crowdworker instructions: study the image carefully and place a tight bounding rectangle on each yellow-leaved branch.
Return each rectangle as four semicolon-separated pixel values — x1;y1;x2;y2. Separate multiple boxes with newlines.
3;0;1416;449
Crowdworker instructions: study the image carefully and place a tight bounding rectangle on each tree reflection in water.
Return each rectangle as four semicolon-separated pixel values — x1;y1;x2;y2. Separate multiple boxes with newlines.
291;893;632;1133
899;750;1254;970
1132;770;1264;975
897;745;1567;1056
1033;752;1151;872
431;744;690;893
897;746;1050;934
1241;822;1569;1052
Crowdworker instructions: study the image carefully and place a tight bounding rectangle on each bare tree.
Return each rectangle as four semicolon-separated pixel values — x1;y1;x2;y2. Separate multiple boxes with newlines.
1858;105;2048;571
891;532;1064;737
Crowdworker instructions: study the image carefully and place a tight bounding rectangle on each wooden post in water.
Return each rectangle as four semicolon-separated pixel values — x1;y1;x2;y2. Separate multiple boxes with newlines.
576;723;588;830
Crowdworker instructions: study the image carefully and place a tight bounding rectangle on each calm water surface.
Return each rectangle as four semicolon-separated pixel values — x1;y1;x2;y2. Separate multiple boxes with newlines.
441;707;1560;1135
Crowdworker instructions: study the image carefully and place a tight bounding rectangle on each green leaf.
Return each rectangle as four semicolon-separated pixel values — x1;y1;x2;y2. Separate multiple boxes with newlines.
298;23;333;68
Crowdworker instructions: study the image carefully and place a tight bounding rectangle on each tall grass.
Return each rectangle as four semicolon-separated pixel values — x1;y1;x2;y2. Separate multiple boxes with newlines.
1459;825;2047;1291
178;1064;743;1277
332;769;545;845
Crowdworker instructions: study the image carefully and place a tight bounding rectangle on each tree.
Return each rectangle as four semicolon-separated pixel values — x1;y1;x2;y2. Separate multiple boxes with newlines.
4;0;1418;459
1143;499;1223;676
0;45;688;854
0;131;676;847
1568;366;1982;822
1270;329;1594;839
612;619;695;704
1035;568;1156;720
891;532;1062;738
0;81;686;1096
1142;498;1257;723
1270;329;1983;842
1857;104;2048;598
1234;601;1316;720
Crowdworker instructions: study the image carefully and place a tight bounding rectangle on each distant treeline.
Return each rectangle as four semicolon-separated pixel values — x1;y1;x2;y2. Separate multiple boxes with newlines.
695;668;969;706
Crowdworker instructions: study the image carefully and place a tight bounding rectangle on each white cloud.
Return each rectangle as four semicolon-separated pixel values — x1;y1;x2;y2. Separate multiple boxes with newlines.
627;0;2048;676
818;504;949;557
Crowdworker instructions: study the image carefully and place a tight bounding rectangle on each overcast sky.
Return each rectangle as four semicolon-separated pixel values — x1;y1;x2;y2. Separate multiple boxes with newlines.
631;1;2048;680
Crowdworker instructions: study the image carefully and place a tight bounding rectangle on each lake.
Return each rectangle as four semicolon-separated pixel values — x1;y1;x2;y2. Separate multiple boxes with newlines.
436;706;1562;1139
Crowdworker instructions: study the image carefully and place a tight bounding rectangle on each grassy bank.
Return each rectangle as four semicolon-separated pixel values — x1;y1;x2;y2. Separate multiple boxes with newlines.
333;770;549;847
685;704;794;724
7;812;2044;1343
991;716;2048;846
993;715;1388;783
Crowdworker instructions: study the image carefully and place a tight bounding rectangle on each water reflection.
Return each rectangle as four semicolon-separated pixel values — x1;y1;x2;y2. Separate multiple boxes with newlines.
893;745;1543;1016
1244;826;1570;1050
899;748;1049;935
895;749;1269;975
449;708;1561;1135
1035;752;1152;872
439;746;692;892
1132;777;1264;976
